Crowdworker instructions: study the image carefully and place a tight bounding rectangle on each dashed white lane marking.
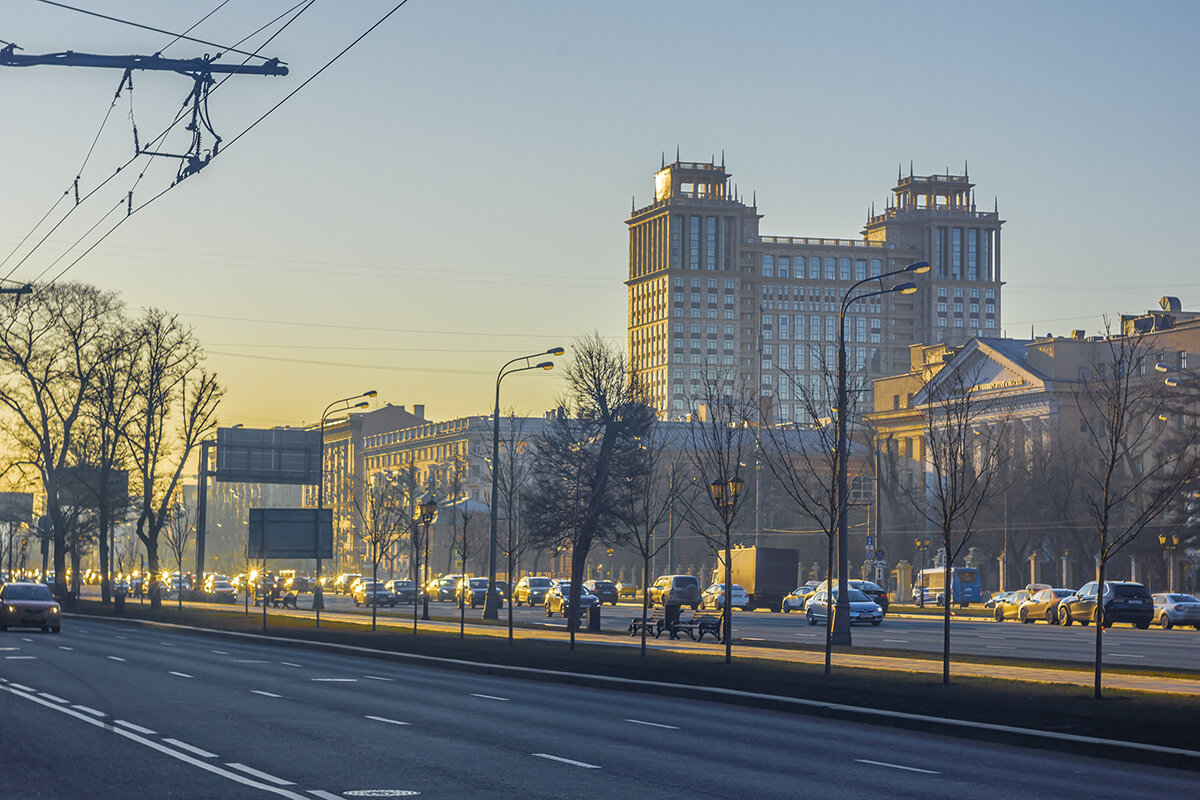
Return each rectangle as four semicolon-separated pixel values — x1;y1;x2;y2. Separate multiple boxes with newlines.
170;671;193;679
38;692;68;704
281;662;303;667
235;659;269;663
365;715;411;726
163;738;217;758
227;763;295;786
985;646;1015;650
115;720;157;735
211;650;230;654
0;646;20;650
470;693;509;701
58;646;74;651
72;704;104;717
625;719;679;730
20;637;33;642
884;639;909;643
1110;653;1144;658
10;682;34;691
251;690;282;698
115;635;127;640
855;758;940;774
312;678;357;682
5;655;36;660
532;753;600;769
364;675;393;681
107;655;127;661
159;642;175;647
3;684;311;799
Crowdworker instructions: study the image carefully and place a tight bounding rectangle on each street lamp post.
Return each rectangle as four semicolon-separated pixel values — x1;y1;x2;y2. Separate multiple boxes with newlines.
833;261;928;645
1159;532;1180;592
316;390;377;627
419;491;437;623
485;347;562;620
709;476;743;665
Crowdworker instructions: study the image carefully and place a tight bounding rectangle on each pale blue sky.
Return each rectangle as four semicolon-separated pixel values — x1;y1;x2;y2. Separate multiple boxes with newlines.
2;1;1197;428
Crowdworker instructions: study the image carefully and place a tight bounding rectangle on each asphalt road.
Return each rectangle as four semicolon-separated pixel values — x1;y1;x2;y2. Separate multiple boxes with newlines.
2;620;1196;799
282;591;1200;671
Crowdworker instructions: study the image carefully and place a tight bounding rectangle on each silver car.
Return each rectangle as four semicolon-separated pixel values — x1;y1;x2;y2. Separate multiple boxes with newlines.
804;588;883;626
1152;593;1200;629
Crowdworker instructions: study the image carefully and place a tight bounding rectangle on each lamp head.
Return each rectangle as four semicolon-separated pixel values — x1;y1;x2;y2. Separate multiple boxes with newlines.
547;347;565;356
1155;362;1169;373
905;260;931;274
536;361;554;370
728;476;744;499
363;390;378;398
1165;377;1180;388
709;479;723;502
895;281;918;295
354;401;370;409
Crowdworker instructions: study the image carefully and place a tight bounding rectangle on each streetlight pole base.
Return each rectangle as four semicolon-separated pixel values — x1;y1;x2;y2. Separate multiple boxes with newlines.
481;594;499;620
831;608;852;646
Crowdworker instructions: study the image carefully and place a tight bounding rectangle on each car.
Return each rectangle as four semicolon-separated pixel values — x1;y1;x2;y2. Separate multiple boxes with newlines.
648;574;701;609
583;579;620;606
544;581;599;617
384;579;418;604
993;590;1031;621
984;590;1015;609
699;582;751;611
493;580;511;603
512;576;554;606
0;582;62;633
352;580;395;607
804;588;883;626
202;574;237;603
1018;588;1075;624
616;582;639;599
781;585;812;613
456;577;504;609
1059;581;1153;628
333;573;363;594
1152;592;1200;629
849;579;889;615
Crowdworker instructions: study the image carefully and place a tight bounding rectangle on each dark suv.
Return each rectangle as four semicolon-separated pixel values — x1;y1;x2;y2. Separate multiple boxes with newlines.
583;579;619;606
1059;581;1153;628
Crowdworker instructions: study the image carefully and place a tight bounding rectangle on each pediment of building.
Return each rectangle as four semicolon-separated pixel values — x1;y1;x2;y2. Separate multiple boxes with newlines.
912;339;1046;406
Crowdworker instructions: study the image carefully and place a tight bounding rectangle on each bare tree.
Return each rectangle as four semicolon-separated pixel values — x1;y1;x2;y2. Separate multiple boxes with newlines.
124;310;222;609
351;472;405;631
761;351;850;674
682;372;756;664
162;500;193;610
453;497;485;639
524;333;655;650
483;411;535;640
0;282;124;604
615;423;683;656
909;355;1009;685
1073;325;1200;698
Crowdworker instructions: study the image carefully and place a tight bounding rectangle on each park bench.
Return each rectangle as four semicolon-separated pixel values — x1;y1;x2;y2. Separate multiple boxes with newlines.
628;607;663;638
666;609;723;641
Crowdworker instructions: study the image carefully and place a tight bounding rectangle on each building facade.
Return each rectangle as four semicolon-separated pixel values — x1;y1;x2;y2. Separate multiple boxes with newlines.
626;157;1004;421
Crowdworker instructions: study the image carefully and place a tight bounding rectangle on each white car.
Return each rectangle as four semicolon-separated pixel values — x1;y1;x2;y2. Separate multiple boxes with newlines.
700;582;751;611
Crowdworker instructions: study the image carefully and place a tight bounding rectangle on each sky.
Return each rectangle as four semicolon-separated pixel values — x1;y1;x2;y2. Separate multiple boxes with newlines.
2;0;1198;431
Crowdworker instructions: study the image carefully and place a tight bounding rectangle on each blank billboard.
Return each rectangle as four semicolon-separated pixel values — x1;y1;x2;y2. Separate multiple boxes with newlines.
0;492;33;523
248;508;333;559
216;427;321;485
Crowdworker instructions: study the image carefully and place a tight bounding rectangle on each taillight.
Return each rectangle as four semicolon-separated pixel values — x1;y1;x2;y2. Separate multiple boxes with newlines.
1175;605;1184;612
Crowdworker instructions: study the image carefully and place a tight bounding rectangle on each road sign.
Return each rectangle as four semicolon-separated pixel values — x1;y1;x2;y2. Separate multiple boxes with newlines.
216;427;321;485
248;508;332;559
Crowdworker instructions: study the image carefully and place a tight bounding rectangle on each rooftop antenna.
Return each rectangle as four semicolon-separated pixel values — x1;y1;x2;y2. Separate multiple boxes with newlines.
897;163;902;183
721;149;725;167
661;151;665;168
631;195;636;213
676;145;680;162
910;160;914;177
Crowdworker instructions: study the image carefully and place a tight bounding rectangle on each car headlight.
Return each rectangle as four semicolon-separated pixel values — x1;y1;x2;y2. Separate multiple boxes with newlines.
5;605;15;613
50;606;60;614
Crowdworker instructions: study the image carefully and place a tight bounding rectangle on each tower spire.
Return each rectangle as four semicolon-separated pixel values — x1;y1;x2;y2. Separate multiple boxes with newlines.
721;149;725;167
676;145;680;162
661;151;665;168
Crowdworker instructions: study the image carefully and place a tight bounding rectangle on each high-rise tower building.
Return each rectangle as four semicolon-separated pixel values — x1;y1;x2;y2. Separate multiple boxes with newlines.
625;157;1003;420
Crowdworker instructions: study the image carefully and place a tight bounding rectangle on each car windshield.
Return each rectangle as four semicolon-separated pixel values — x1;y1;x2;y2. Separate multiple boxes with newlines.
1053;589;1073;597
393;581;414;589
4;584;53;601
557;583;571;592
593;582;614;589
1169;594;1198;603
857;582;883;592
470;579;489;588
527;578;551;588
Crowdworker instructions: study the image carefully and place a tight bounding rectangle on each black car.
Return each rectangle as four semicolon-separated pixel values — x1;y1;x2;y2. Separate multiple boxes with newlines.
584;579;619;606
457;577;504;609
1059;581;1153;628
384;579;418;604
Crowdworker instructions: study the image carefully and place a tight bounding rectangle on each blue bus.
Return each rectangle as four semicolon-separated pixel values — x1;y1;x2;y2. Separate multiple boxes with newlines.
914;567;983;607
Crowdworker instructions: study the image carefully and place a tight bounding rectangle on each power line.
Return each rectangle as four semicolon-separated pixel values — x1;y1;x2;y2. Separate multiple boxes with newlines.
34;0;274;61
207;350;493;376
182;310;575;340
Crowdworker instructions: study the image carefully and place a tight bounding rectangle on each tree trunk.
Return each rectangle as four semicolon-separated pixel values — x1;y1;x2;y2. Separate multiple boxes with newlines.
943;538;952;685
823;530;834;675
1094;555;1106;699
640;557;650;656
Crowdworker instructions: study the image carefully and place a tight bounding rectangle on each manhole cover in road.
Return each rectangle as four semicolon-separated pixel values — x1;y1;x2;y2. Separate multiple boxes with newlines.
343;792;420;798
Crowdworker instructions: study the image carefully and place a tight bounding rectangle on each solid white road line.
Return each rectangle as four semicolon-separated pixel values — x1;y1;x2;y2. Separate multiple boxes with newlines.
855;758;941;774
115;635;127;640
227;763;295;786
235;659;269;663
0;646;20;650
625;719;680;730
58;646;74;651
10;682;34;691
884;639;909;643
532;753;600;769
2;685;310;799
115;720;157;735
280;662;303;667
1110;653;1144;658
363;675;393;681
163;738;218;758
38;692;68;704
107;656;127;662
365;715;411;726
251;690;282;698
312;678;356;682
308;791;345;800
5;656;36;660
20;637;33;642
211;649;230;654
159;642;175;647
470;693;509;701
72;704;104;717
169;671;193;679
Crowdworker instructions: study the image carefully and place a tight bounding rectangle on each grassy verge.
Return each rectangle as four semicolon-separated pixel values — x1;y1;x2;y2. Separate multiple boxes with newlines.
72;600;1198;752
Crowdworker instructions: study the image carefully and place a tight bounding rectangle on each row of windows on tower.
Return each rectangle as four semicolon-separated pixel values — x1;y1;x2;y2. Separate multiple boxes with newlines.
760;255;883;281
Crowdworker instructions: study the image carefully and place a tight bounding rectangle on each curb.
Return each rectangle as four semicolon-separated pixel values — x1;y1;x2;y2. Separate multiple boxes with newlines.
67;612;1200;772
